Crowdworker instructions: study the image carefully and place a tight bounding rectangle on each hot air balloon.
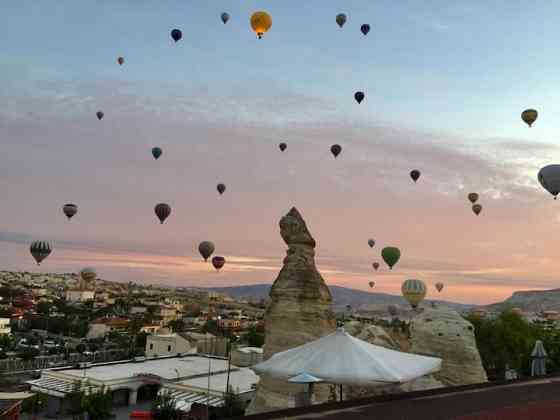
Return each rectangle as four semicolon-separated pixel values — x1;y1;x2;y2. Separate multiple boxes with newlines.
198;241;215;262
30;241;51;265
354;91;365;104
472;204;482;215
217;183;226;195
96;111;104;120
336;13;347;28
361;24;370;35
410;169;421;182
154;203;171;224
368;239;375;248
279;142;287;152
369;281;375;289
212;256;225;271
372;262;380;271
63;204;78;220
221;12;230;24
331;144;342;158
250;11;272;39
521;109;538;127
152;147;162;160
171;29;182;42
435;282;444;293
538;165;560;199
117;56;124;65
381;247;400;269
388;304;398;317
80;267;97;282
468;193;479;204
402;279;427;309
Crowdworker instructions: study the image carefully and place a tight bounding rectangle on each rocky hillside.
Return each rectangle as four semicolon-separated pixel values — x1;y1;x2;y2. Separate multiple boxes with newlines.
207;284;477;313
485;288;560;312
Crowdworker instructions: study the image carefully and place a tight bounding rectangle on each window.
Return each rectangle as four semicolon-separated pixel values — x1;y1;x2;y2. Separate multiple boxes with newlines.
167;345;171;352
149;344;153;350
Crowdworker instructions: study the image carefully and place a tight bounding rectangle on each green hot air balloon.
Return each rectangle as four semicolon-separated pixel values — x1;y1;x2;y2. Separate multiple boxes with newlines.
381;246;401;270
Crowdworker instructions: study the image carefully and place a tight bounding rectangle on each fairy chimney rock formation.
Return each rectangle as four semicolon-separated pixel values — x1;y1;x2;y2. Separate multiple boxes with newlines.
247;207;336;414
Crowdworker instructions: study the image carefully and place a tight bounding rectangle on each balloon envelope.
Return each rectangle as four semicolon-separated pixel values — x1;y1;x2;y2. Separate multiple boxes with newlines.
410;170;421;182
155;203;171;224
361;24;370;35
152;147;162;160
96;111;104;120
336;13;347;27
217;183;226;195
368;239;375;248
472;204;482;215
279;142;287;152
468;193;479;204
63;204;78;220
538;165;560;199
402;279;427;309
372;262;380;271
521;109;538;127
212;256;226;271
331;144;342;158
171;29;182;42
369;281;375;288
117;56;124;65
30;241;51;265
198;241;215;262
382;247;400;269
221;12;230;24
435;282;444;293
250;11;272;39
354;91;365;104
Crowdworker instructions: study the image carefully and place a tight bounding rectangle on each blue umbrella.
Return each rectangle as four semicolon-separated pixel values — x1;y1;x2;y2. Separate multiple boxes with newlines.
531;340;547;377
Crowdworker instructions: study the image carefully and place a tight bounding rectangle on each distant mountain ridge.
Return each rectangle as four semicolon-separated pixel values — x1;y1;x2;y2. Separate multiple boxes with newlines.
484;288;560;312
206;284;477;312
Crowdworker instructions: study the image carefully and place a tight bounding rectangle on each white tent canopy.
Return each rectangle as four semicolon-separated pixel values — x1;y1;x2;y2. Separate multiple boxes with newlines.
253;328;441;386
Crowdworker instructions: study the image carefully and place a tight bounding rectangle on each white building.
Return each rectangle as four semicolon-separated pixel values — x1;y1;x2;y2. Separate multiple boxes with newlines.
65;289;95;303
0;318;11;335
145;334;194;357
27;355;258;418
231;347;263;367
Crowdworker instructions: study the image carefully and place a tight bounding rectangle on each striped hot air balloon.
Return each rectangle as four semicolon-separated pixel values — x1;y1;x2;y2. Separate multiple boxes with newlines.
401;279;427;309
30;241;52;265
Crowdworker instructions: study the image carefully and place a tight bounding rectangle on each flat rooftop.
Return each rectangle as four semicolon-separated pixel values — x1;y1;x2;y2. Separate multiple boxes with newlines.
60;355;231;382
237;376;560;420
173;367;259;394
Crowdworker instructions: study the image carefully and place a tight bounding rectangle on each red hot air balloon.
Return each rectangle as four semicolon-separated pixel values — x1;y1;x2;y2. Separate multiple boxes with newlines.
372;262;380;271
330;144;342;158
154;203;171;224
472;204;482;216
212;256;225;271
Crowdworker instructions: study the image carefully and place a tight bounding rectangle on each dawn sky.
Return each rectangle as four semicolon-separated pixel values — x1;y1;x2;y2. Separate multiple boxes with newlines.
2;1;560;304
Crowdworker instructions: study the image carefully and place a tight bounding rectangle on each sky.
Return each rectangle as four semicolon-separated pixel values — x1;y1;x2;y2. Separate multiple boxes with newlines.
2;1;560;304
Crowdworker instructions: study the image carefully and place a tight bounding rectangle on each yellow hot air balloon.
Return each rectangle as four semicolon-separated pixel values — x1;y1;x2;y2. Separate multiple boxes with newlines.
250;11;272;39
401;279;427;309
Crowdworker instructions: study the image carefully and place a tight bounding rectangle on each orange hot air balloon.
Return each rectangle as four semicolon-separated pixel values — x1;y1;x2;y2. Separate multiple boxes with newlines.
250;11;272;39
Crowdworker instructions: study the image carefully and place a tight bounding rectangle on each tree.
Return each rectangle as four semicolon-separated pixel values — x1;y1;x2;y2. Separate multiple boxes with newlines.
466;311;538;380
152;390;179;420
168;319;186;333
82;386;113;420
37;301;51;316
245;326;264;348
